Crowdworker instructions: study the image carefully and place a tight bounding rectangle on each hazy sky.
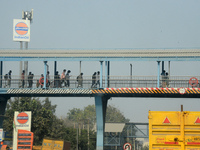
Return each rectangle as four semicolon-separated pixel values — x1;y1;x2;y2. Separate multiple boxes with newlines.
1;0;200;123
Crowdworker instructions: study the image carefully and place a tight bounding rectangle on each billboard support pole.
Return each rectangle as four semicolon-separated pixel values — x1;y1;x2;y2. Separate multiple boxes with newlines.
19;41;23;87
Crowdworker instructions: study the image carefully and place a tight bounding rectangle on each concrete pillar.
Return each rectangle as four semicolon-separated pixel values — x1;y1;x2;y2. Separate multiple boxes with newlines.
95;96;109;150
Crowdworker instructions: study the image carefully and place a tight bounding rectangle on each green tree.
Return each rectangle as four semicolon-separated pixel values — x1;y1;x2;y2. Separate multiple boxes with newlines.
66;104;130;129
3;97;58;145
142;144;149;150
3;97;95;149
106;105;130;122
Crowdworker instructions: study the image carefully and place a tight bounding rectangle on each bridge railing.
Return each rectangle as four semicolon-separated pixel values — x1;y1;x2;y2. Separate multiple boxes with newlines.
0;75;198;89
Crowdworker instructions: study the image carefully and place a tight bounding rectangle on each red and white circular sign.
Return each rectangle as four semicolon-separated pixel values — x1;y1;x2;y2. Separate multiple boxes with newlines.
189;77;198;87
179;87;186;95
123;143;132;150
17;112;29;124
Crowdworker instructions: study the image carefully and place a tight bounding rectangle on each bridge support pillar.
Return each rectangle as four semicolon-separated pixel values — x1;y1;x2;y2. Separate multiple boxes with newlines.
95;96;109;150
0;97;9;128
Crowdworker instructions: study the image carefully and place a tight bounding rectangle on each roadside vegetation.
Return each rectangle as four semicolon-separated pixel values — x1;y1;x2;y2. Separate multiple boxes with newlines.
3;97;129;149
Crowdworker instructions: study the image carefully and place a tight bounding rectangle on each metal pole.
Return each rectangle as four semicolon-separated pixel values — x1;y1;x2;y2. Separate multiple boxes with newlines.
100;61;103;88
162;61;164;74
24;42;28;87
19;41;23;87
105;61;108;88
0;61;2;88
168;61;170;76
54;61;57;75
157;61;160;88
80;61;82;74
130;64;132;87
107;61;110;87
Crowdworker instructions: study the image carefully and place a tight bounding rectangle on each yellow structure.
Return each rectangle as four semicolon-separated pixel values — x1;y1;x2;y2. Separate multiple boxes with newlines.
41;139;70;150
149;111;200;150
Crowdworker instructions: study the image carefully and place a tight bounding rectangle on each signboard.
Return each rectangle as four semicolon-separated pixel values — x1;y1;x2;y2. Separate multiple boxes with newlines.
149;111;200;150
123;143;132;150
13;19;30;42
42;139;71;150
13;111;31;150
179;87;186;95
189;77;199;87
0;129;3;142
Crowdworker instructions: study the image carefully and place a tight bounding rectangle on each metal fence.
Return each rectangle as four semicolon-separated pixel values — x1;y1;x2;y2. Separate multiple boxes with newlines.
0;75;199;89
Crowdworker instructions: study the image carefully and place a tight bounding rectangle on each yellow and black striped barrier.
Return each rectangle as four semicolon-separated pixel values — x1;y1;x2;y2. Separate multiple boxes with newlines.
6;87;200;97
92;88;200;95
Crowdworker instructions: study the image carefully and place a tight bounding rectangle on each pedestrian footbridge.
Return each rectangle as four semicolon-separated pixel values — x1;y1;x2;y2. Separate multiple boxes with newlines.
0;48;200;150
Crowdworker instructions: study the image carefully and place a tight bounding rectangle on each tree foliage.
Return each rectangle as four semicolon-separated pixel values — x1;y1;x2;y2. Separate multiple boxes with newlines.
3;97;58;145
65;104;130;129
3;97;96;149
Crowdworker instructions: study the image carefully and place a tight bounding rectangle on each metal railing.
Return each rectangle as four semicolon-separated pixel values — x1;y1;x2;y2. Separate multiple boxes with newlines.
0;75;198;89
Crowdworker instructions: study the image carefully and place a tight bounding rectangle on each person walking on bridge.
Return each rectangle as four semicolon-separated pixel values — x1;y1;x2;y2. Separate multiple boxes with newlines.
28;72;32;88
77;73;83;88
96;71;100;88
91;72;96;88
54;71;60;88
65;70;71;87
61;69;66;87
8;70;12;88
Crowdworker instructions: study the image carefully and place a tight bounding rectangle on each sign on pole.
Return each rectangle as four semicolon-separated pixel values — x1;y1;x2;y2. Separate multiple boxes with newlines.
13;111;32;150
13;19;30;42
123;143;132;150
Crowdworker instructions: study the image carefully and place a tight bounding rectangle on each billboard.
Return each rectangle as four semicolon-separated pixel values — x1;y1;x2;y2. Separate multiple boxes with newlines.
13;111;31;150
13;19;30;42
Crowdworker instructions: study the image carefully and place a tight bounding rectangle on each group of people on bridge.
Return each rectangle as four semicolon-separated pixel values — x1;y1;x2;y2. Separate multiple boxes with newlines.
38;69;72;88
3;69;101;89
